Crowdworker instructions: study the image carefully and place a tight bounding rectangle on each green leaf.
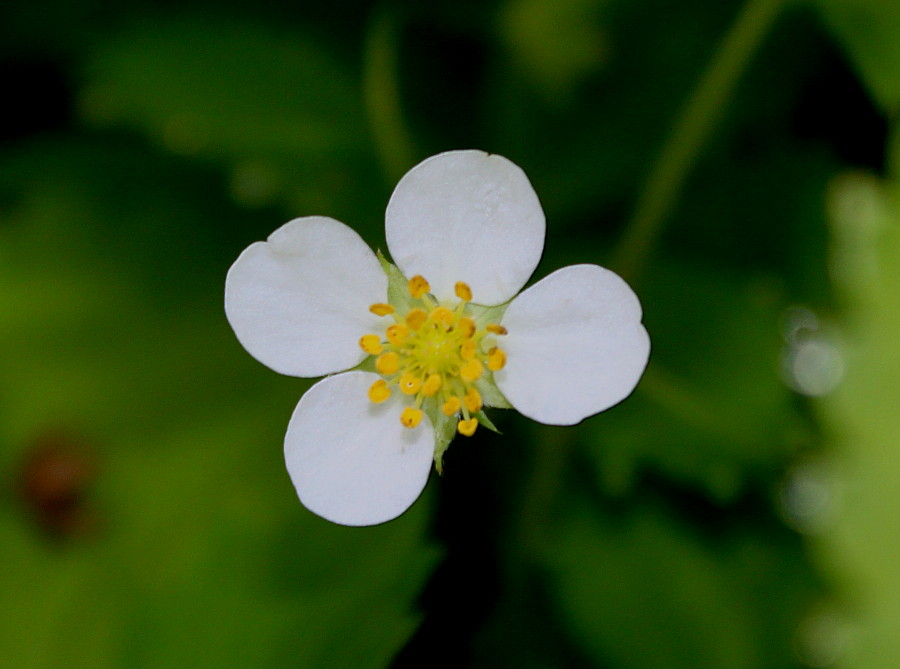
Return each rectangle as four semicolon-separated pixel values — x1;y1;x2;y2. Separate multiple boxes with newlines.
544;501;816;669
0;139;439;669
80;19;365;157
585;261;794;500
77;18;379;217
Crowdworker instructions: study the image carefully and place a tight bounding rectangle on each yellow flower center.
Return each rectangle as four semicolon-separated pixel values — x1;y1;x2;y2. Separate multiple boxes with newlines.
359;275;507;437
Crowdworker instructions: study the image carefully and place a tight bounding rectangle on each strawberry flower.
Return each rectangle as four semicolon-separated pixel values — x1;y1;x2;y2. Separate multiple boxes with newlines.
225;150;650;525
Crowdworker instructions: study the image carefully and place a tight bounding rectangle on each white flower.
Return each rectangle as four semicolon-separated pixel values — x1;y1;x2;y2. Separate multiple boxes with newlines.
225;150;650;526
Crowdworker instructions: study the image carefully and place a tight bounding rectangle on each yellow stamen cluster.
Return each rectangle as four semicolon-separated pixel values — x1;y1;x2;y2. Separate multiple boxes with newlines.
359;275;507;437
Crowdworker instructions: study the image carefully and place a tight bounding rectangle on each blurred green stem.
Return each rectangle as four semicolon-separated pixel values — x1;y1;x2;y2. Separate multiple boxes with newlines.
504;424;575;588
510;0;785;574
363;7;417;183
613;0;785;281
515;425;574;556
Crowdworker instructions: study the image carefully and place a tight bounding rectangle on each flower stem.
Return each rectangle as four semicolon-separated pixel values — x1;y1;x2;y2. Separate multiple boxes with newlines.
612;0;785;282
363;7;417;183
514;425;573;558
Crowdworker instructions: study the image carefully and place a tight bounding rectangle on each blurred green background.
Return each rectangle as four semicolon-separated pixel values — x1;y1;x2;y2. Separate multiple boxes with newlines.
3;0;900;666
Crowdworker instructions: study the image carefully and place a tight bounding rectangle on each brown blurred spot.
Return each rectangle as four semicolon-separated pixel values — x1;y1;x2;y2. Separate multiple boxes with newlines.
17;430;100;541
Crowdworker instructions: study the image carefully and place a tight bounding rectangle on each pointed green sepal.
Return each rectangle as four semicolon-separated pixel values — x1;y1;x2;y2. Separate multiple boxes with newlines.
474;375;512;409
476;410;502;434
376;250;418;313
423;403;458;474
467;301;510;328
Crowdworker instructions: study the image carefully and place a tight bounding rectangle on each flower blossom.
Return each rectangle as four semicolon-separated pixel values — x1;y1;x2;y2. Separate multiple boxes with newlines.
225;150;650;526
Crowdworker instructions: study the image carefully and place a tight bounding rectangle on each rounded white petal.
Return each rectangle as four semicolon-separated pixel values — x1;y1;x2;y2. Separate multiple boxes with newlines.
495;264;650;425
385;150;545;305
225;217;387;377
284;371;434;526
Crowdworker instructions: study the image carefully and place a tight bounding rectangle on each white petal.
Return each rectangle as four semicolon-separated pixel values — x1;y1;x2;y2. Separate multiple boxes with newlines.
225;217;387;377
385;150;545;305
495;264;650;425
284;371;434;526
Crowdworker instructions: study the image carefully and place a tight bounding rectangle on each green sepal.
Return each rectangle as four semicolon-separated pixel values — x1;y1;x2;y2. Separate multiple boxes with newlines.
353;356;377;373
467;301;510;327
376;250;418;313
474;374;513;409
476;410;502;434
469;300;512;409
426;407;458;474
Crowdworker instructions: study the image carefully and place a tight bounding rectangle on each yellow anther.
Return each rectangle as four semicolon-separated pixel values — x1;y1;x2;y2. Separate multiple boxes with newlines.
361;276;508;433
408;275;430;299
401;407;423;429
369;303;395;317
422;374;442;397
455;281;472;302
359;334;383;355
375;351;400;375
459;339;477;361
431;307;454;328
405;308;428;330
399;372;422;395
367;379;391;403
386;323;409;346
458;317;476;338
458;418;478;437
442;396;462;416
460;359;484;383
487;347;507;371
465;387;483;413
